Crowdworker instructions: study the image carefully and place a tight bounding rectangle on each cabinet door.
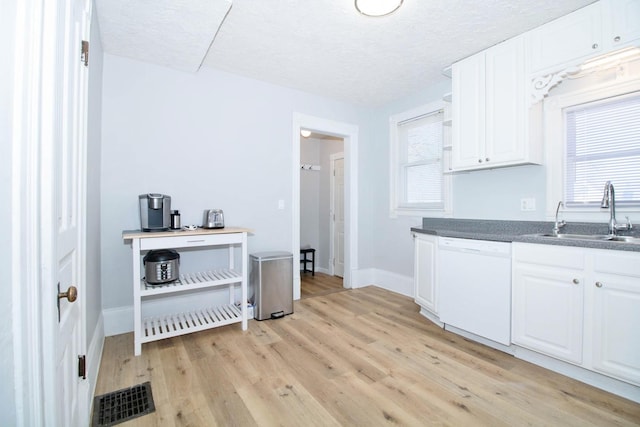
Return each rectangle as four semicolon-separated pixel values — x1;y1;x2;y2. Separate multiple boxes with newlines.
512;263;585;364
485;37;527;166
591;274;640;385
414;234;437;314
451;51;485;170
608;0;640;47
529;2;603;73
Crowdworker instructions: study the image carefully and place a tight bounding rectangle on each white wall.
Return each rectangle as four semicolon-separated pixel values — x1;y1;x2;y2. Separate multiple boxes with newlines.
0;0;17;423
453;165;547;219
366;81;452;294
86;2;104;390
365;78;555;294
300;138;320;252
100;55;372;329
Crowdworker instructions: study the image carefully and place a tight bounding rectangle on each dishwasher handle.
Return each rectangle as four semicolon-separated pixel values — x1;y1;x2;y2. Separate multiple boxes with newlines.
438;237;511;257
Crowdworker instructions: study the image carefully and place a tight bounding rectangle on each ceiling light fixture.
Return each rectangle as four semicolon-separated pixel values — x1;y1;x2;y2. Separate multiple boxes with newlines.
355;0;403;17
300;129;312;138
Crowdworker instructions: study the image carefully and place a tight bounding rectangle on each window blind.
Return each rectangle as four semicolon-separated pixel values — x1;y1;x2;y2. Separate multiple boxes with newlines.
398;111;444;208
565;92;640;207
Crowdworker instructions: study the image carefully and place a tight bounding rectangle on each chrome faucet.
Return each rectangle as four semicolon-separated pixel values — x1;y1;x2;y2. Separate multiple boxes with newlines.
601;181;632;235
553;201;566;235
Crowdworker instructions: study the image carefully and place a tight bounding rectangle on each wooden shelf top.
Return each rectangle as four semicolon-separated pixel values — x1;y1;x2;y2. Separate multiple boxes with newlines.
122;226;252;240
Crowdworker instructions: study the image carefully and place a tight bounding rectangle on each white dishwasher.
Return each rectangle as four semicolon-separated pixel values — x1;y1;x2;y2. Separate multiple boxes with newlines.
438;237;512;346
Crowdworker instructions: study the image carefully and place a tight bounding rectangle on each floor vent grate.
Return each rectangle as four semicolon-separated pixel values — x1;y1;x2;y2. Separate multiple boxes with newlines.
92;382;155;427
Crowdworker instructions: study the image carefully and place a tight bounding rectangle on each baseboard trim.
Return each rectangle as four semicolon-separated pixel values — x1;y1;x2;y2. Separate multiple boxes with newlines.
351;268;413;298
103;305;133;336
350;268;375;289
88;313;105;388
514;346;640;403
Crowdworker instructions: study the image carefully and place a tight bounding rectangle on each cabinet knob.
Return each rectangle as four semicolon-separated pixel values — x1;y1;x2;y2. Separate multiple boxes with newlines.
614;36;621;42
485;157;490;162
592;43;599;49
595;281;603;288
478;159;483;163
572;278;579;285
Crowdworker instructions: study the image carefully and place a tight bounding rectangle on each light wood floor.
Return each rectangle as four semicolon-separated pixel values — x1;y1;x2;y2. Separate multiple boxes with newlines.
95;280;640;426
300;271;344;299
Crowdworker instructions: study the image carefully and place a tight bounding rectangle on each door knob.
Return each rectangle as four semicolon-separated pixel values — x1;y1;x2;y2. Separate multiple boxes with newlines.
58;285;78;303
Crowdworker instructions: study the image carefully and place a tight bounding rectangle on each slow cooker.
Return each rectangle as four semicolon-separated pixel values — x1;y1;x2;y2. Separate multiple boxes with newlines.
143;249;180;284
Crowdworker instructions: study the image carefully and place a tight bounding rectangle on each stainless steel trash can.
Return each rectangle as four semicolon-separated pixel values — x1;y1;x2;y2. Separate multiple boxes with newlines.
251;251;293;320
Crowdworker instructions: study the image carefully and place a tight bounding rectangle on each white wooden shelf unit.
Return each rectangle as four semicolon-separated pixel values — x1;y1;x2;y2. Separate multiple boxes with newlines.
123;227;251;356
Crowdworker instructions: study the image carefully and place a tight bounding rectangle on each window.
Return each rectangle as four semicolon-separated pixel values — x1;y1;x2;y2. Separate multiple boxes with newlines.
390;101;451;217
564;93;640;207
545;78;640;220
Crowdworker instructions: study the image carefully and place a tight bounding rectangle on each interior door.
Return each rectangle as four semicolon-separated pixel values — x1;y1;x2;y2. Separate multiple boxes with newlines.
332;156;345;277
45;0;91;424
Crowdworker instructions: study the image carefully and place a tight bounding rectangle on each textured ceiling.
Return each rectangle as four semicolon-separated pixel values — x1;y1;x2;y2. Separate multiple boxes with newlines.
96;0;595;106
95;0;232;72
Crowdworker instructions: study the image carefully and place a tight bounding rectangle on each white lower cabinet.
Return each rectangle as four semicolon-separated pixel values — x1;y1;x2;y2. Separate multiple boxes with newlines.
413;233;438;316
513;243;640;386
591;251;640;384
512;261;585;364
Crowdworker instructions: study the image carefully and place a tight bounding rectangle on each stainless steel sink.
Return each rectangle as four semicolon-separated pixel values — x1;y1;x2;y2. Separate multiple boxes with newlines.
527;233;640;244
607;235;640;243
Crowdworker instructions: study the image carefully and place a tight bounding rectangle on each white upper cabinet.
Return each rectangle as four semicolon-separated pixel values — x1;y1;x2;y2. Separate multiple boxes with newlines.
528;2;604;75
528;0;640;75
451;51;485;170
607;0;640;48
451;36;539;172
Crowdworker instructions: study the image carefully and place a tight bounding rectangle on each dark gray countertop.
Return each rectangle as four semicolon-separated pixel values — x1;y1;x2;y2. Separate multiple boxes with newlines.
411;218;640;252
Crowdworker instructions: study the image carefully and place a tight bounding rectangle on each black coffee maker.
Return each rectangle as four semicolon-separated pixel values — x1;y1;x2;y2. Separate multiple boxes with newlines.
139;193;171;231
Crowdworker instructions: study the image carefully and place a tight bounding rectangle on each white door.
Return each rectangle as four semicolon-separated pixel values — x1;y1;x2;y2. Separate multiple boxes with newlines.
41;0;91;424
332;156;345;277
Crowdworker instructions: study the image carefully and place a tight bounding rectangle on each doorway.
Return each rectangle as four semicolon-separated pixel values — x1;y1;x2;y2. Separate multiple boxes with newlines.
299;132;344;282
291;113;359;300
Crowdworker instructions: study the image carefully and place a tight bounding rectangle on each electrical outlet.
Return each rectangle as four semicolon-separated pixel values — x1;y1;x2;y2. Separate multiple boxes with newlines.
520;198;536;211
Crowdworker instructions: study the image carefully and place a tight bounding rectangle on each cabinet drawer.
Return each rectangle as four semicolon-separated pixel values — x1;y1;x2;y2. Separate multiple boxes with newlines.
513;243;584;270
593;250;640;278
140;232;243;250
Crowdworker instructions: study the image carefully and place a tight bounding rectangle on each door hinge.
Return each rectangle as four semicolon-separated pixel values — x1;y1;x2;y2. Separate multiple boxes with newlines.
78;355;86;379
81;40;89;67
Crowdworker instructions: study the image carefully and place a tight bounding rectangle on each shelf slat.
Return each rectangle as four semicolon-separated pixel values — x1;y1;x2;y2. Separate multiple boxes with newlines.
141;268;241;296
141;304;242;343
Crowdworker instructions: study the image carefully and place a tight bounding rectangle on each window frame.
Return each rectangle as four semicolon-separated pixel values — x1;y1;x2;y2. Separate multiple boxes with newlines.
389;101;452;218
544;78;640;221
